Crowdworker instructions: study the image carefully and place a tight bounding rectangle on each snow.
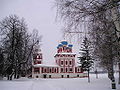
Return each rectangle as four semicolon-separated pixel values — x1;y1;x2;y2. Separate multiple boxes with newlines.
57;53;76;54
54;53;76;56
33;64;59;67
0;74;120;90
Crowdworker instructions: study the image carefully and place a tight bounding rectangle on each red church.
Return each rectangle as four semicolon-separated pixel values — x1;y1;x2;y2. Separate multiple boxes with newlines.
32;40;87;78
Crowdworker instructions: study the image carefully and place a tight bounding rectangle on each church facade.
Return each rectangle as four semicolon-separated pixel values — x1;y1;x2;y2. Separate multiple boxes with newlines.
32;40;87;78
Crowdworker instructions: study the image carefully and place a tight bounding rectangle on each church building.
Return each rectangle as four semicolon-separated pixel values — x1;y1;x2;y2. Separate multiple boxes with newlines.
32;40;87;78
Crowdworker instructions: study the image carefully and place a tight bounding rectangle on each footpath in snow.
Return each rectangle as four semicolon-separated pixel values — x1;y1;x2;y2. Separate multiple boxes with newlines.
0;73;120;90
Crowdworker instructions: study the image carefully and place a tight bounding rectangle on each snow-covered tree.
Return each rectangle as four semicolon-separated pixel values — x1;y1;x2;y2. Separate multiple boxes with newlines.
78;37;93;83
55;0;120;85
0;15;41;80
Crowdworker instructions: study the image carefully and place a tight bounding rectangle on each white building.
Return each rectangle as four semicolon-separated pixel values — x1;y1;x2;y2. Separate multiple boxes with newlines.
32;40;87;78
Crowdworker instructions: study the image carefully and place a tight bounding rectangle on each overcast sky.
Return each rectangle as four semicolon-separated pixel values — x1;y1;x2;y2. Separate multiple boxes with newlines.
0;0;80;64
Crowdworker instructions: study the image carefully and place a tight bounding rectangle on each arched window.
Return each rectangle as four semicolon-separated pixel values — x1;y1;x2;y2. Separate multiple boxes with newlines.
69;61;72;65
54;68;57;73
61;68;63;72
66;61;68;65
49;68;52;73
61;61;63;65
66;68;68;72
44;68;46;73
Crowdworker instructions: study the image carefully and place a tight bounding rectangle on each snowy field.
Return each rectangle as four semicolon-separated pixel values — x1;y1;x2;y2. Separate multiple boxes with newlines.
0;73;120;90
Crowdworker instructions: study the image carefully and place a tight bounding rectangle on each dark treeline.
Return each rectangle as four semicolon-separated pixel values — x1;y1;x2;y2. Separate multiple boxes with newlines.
0;15;41;80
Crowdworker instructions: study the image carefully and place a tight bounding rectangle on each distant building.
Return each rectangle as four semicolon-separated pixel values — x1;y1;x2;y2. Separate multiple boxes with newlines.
32;40;87;78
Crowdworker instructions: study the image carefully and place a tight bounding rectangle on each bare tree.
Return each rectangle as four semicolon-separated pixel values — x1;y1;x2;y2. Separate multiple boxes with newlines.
0;15;42;80
55;0;120;87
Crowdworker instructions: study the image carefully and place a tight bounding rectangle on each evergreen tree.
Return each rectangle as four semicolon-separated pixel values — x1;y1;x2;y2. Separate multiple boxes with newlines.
78;37;93;83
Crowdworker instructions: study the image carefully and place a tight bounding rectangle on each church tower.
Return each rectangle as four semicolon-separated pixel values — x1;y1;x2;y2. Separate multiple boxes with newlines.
33;44;43;65
54;40;76;74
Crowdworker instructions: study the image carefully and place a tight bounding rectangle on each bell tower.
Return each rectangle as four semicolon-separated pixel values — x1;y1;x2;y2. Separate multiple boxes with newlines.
33;44;43;65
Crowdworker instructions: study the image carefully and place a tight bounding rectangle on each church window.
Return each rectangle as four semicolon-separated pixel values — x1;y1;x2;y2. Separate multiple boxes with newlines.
49;68;52;73
38;61;41;64
66;68;68;72
54;68;56;72
61;75;63;78
61;61;63;65
69;68;73;72
34;68;39;73
61;68;64;72
49;75;51;78
44;68;46;73
66;61;68;65
69;61;72;65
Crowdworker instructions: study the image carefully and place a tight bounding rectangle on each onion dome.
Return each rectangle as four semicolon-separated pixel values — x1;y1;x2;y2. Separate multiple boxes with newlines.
68;44;73;48
61;41;68;46
57;44;63;48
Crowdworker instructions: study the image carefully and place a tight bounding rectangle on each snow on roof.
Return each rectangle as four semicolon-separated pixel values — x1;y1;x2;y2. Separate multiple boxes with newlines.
55;53;76;55
33;64;59;67
54;53;76;57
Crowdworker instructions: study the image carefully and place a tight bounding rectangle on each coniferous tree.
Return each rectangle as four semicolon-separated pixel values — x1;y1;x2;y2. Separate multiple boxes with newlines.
78;37;93;83
55;0;120;85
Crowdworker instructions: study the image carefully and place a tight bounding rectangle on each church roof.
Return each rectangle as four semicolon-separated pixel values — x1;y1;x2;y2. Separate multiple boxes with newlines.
33;64;59;67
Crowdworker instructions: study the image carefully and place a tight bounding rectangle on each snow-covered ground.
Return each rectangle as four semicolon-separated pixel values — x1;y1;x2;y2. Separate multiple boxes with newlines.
0;73;120;90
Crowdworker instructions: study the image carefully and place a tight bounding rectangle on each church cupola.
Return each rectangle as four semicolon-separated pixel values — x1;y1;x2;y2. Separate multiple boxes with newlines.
57;40;73;53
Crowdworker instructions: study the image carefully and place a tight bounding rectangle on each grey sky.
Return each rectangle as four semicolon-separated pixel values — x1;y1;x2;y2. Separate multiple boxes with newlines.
0;0;80;64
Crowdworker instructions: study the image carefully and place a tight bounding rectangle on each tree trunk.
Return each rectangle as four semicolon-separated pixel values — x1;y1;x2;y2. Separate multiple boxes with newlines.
111;0;120;84
14;70;17;79
88;69;90;83
118;62;120;84
108;63;115;81
10;75;12;80
95;70;98;79
107;62;116;89
7;75;10;80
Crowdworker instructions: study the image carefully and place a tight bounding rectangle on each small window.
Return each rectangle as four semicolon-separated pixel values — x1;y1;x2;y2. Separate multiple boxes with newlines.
61;75;64;78
36;76;39;78
54;68;56;73
49;75;51;78
34;68;39;73
66;68;68;72
77;75;79;77
66;61;68;65
38;61;41;64
44;68;46;73
69;68;72;72
49;68;52;73
69;61;72;65
61;68;63;72
61;61;63;65
67;75;69;78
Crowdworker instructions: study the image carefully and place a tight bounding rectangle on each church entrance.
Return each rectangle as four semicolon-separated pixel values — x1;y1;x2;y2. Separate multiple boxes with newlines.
67;75;69;78
43;74;47;78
